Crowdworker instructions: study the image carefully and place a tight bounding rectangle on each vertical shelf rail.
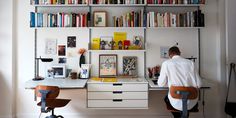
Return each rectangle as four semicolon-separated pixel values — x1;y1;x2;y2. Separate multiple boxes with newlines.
197;6;201;75
144;5;147;78
34;6;38;78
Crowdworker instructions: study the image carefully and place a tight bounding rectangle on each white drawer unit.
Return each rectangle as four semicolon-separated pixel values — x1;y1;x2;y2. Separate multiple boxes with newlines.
87;78;148;109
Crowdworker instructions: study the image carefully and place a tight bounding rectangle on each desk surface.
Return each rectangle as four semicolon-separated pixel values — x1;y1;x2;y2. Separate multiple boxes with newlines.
147;78;212;90
25;78;88;89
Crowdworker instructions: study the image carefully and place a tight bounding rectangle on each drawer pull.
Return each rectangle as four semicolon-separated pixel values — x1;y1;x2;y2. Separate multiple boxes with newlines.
113;91;123;94
113;99;123;102
113;83;122;86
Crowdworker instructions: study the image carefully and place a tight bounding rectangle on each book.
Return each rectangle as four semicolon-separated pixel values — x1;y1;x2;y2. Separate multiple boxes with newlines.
91;38;100;50
30;12;35;27
114;32;127;50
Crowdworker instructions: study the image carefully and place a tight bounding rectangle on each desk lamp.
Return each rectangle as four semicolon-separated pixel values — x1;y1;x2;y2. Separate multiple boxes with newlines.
33;56;53;81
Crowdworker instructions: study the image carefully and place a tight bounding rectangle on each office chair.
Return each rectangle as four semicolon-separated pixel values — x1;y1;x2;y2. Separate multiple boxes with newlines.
168;86;199;118
35;85;71;118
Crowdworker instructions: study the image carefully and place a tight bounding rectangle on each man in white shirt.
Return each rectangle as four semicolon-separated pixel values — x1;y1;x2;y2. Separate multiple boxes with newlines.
158;46;201;118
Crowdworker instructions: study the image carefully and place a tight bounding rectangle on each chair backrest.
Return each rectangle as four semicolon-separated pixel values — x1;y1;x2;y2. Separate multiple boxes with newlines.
170;86;198;100
35;85;60;99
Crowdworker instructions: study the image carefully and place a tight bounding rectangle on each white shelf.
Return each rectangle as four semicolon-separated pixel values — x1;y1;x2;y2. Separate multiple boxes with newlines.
31;27;89;30
89;4;146;7
90;27;146;30
147;4;204;7
147;27;204;29
88;50;146;53
33;4;89;7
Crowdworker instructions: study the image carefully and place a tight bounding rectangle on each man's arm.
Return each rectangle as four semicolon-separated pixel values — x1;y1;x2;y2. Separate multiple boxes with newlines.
158;62;168;87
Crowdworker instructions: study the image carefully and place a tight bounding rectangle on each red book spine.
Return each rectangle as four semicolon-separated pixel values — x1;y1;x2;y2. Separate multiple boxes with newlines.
62;13;65;27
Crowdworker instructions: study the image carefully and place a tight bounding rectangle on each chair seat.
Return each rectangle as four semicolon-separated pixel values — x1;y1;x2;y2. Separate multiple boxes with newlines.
37;98;71;108
166;104;199;112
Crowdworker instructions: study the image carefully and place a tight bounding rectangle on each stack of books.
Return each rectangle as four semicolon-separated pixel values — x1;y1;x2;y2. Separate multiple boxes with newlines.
30;12;90;27
113;9;146;27
147;0;205;4
92;0;145;4
146;10;204;27
31;0;88;5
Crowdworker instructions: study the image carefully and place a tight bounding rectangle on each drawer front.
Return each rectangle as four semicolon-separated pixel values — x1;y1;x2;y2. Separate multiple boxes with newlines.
87;83;148;91
88;92;148;99
88;100;148;108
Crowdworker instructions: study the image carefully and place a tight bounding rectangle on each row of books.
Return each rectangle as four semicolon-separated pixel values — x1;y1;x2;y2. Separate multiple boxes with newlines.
113;10;145;27
147;10;204;27
30;12;90;27
92;0;145;4
31;0;88;5
147;0;205;4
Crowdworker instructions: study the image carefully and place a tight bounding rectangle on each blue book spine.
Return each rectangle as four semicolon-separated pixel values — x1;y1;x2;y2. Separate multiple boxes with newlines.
30;12;35;27
37;13;40;27
193;0;199;4
143;12;147;27
50;14;53;27
35;0;39;4
40;13;43;27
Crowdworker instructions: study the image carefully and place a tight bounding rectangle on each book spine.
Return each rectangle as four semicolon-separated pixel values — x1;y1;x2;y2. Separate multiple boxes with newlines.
30;12;35;27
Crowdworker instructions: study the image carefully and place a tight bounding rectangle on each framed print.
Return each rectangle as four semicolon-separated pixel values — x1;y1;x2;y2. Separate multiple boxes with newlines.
51;65;66;78
94;11;107;27
100;36;113;50
123;56;137;77
99;54;117;78
67;36;76;48
58;44;66;56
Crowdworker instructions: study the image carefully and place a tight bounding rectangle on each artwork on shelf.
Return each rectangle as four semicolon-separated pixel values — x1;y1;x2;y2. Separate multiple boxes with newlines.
114;32;127;50
99;54;117;78
45;39;57;55
123;56;138;77
67;36;76;48
51;65;66;78
80;64;91;79
58;58;67;64
58;45;66;56
100;36;114;50
124;40;130;50
46;68;54;79
94;11;107;27
132;36;143;49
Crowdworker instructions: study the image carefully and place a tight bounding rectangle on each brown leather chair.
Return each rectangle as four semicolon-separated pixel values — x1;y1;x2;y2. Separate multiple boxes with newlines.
167;86;199;118
35;85;71;118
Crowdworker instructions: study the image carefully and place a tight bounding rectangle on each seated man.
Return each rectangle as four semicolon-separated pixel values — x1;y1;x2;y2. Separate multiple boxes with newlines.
158;46;202;118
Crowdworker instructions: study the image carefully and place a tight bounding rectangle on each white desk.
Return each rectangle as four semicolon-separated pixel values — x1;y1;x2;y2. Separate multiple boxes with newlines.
24;78;88;89
147;78;212;90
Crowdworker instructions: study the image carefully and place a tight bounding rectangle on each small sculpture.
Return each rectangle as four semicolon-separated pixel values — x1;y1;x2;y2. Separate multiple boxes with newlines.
118;41;123;50
100;40;106;50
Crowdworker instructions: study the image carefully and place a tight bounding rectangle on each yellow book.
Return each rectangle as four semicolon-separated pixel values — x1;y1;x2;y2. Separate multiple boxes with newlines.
102;78;117;82
113;32;127;50
91;77;102;81
91;38;100;50
53;0;57;4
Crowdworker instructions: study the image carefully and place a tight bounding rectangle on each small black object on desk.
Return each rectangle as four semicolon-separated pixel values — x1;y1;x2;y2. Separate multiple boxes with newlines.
32;56;53;81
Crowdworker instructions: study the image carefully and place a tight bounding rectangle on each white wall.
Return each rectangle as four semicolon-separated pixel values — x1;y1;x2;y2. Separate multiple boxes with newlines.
0;0;14;118
12;0;227;118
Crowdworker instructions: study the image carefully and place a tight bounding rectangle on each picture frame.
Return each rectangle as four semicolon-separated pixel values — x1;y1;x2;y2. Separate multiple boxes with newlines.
94;11;107;27
123;56;138;77
99;54;117;78
57;44;66;56
51;65;66;78
100;36;114;50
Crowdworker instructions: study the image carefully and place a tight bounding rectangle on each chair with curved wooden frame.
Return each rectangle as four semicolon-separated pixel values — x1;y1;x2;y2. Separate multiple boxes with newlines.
35;85;71;118
168;86;199;118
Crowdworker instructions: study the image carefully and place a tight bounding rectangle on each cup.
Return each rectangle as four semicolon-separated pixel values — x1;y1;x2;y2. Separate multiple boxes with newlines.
70;72;77;79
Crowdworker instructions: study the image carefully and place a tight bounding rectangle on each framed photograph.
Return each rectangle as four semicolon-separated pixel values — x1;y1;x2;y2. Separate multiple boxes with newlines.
52;65;66;78
58;45;66;56
99;54;117;78
58;58;67;64
46;68;54;79
67;36;76;48
94;11;107;27
100;36;113;50
123;56;137;77
45;38;57;55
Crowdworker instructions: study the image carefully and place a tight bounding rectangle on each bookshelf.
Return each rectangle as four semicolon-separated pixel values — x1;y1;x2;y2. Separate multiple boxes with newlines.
30;0;204;108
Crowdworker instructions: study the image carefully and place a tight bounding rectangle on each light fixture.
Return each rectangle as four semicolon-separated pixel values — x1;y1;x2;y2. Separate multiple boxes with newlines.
33;56;53;81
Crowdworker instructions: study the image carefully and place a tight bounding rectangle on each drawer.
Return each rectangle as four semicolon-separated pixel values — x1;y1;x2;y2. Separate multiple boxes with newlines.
88;100;148;108
87;83;148;92
88;91;148;99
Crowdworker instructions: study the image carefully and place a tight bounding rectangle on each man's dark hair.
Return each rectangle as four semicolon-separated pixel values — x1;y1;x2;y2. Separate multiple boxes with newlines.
169;46;181;55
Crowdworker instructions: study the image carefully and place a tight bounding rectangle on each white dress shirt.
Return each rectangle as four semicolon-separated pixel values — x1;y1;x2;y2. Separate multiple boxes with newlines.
158;55;202;110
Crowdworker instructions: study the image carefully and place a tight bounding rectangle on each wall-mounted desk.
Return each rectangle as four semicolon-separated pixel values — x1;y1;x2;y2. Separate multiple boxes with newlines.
24;78;88;89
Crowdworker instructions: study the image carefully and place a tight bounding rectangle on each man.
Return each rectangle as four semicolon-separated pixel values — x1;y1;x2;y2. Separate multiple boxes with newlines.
158;46;202;118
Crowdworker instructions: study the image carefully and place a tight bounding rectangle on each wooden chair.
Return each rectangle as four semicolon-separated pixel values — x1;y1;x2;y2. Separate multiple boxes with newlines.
168;86;199;118
35;85;71;118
